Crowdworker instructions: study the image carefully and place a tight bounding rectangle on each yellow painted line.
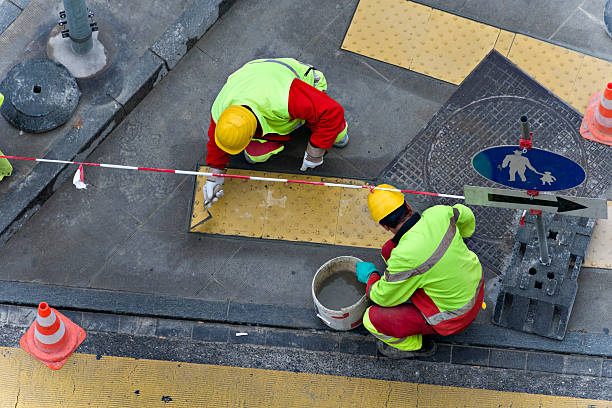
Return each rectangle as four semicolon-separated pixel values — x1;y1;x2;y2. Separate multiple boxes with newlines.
342;0;612;112
0;347;610;407
190;167;389;248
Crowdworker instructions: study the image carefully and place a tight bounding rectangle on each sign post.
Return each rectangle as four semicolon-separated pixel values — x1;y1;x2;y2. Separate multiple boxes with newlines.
471;115;599;265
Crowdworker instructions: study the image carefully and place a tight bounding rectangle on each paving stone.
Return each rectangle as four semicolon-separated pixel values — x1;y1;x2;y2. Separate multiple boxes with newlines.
60;310;83;326
265;330;338;353
339;336;377;356
583;333;612;358
118;316;157;336
151;0;222;70
603;359;612;378
228;327;266;346
6;305;36;327
107;51;168;114
564;356;602;377
8;0;31;9
416;344;452;363
0;1;20;34
451;346;490;366
156;319;193;338
526;352;565;374
489;349;526;370
227;301;323;329
81;312;119;332
0;304;8;325
192;323;229;343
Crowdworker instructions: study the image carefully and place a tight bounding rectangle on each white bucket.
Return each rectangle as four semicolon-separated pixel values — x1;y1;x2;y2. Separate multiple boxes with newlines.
312;256;370;331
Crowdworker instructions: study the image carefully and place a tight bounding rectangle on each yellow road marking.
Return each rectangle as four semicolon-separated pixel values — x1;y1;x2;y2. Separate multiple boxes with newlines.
342;0;612;112
0;347;609;407
190;167;389;248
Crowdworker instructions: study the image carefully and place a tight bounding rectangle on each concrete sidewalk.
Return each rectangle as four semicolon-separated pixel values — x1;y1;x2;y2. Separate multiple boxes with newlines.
0;0;611;372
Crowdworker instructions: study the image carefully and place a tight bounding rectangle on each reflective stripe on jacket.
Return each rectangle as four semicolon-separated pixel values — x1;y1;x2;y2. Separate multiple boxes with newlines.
368;204;483;335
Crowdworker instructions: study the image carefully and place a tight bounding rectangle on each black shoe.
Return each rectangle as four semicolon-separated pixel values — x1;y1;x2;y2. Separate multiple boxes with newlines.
377;338;437;359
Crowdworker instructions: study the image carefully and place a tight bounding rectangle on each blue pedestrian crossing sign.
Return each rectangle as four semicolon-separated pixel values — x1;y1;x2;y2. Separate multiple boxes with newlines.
472;146;585;192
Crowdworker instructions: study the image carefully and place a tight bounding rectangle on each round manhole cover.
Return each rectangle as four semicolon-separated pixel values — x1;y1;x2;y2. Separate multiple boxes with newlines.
0;58;80;133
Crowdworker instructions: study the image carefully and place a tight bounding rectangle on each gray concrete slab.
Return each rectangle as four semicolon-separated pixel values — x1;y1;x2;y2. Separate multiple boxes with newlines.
568;267;612;334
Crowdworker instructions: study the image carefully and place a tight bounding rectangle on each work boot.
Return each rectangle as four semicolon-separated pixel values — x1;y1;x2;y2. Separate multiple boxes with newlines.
333;133;349;148
376;338;437;359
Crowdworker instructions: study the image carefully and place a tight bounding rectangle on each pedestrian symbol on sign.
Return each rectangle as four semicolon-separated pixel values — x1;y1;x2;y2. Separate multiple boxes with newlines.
472;146;584;192
500;150;557;186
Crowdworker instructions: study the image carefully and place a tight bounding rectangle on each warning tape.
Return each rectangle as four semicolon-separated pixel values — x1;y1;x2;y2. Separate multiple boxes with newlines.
0;155;465;200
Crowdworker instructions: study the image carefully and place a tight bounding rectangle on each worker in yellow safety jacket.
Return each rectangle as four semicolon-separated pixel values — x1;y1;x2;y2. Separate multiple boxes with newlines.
203;58;349;208
356;184;484;359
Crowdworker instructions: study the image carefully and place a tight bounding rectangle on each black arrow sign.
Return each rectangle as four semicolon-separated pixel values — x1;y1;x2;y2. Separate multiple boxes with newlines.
488;194;588;213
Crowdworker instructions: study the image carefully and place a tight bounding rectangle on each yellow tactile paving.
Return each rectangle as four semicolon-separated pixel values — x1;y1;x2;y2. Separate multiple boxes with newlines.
507;34;585;104
569;55;612;113
583;203;612;269
191;167;388;249
1;347;610;407
336;185;389;248
192;169;267;237
262;174;340;244
341;0;431;69
494;30;515;57
411;9;500;85
341;1;612;113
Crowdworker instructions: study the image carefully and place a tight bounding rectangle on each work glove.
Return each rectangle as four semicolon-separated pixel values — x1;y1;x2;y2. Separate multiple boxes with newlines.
300;142;325;171
203;167;226;208
356;262;379;284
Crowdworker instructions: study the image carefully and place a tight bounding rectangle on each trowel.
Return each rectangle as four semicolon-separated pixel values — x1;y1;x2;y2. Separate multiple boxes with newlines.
191;205;213;229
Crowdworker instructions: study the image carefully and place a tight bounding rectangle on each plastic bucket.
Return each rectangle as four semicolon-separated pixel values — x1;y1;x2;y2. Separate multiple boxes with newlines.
312;256;370;330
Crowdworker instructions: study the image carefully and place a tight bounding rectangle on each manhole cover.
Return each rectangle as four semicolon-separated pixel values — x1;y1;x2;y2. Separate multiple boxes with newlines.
0;58;80;133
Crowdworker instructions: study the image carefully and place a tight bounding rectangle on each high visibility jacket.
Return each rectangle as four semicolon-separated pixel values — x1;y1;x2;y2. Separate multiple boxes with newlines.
211;58;328;136
367;204;484;336
207;58;347;169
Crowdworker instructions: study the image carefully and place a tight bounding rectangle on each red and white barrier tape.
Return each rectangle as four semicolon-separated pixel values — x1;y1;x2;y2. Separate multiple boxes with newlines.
0;155;465;200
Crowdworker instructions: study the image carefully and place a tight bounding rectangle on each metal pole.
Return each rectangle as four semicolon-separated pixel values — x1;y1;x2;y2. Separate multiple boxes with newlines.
63;0;93;54
534;213;551;265
520;115;530;140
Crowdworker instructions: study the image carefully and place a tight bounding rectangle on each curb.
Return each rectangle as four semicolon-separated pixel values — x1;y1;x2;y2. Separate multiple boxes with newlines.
2;305;611;382
0;0;234;245
1;279;611;359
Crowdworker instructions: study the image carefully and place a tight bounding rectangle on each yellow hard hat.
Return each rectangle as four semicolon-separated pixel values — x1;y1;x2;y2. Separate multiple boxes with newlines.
215;105;258;154
367;184;405;223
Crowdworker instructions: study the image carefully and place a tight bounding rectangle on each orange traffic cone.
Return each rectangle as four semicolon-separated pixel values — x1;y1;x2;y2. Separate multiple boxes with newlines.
19;302;86;370
580;82;612;146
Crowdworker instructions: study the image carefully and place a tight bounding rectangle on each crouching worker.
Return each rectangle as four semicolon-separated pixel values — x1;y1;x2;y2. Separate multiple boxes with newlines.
356;184;484;359
204;58;349;207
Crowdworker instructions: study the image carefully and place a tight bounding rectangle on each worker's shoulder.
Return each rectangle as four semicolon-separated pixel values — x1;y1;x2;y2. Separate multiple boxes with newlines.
421;204;455;220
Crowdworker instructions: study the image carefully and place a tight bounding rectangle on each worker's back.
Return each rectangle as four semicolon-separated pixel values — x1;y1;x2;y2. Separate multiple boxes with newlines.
387;204;482;312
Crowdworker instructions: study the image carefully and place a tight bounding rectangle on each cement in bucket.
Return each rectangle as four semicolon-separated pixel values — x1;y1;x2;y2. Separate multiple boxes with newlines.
312;256;370;330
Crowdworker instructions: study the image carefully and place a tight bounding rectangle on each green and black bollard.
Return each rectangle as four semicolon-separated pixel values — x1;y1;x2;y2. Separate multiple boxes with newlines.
58;0;98;55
